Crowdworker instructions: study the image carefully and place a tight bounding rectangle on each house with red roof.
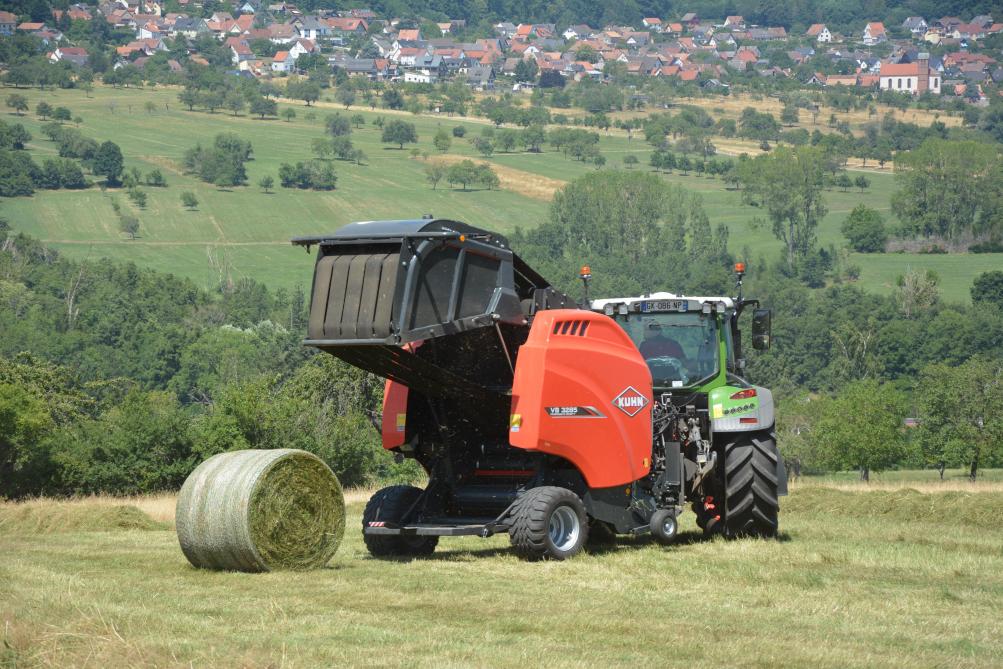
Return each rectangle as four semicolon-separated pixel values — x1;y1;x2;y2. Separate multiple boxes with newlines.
48;46;89;67
863;22;886;45
327;17;367;36
879;58;940;94
271;50;293;72
952;23;987;40
0;11;17;35
268;23;296;43
229;39;253;64
289;38;318;59
514;23;534;40
806;24;832;43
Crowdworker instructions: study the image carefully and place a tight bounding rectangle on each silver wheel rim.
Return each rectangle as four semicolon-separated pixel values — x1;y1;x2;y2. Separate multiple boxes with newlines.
549;505;580;552
662;517;676;536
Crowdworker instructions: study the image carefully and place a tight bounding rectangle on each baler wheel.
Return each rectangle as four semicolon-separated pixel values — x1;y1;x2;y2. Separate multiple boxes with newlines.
649;509;678;545
721;432;780;538
508;486;588;560
362;485;438;557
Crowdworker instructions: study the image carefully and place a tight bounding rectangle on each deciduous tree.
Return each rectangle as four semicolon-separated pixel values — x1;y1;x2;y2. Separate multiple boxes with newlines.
737;146;827;271
380;120;417;149
891;139;1000;241
916;357;1003;481
6;94;28;115
814;379;910;481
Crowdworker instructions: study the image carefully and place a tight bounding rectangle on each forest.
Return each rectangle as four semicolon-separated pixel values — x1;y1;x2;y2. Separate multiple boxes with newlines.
3;161;1003;498
265;0;1002;36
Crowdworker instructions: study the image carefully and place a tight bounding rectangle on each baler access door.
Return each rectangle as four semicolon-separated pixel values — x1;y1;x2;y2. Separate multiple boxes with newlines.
293;219;572;404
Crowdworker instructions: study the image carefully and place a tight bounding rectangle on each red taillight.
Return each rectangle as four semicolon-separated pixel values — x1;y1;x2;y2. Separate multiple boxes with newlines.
730;388;757;400
739;417;758;424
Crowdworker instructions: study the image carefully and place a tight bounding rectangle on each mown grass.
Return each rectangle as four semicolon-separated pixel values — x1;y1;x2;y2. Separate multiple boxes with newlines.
1;85;999;302
2;483;1002;668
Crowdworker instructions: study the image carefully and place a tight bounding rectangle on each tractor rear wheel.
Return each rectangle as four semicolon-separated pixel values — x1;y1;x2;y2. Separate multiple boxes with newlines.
362;485;438;557
509;486;588;560
721;432;780;538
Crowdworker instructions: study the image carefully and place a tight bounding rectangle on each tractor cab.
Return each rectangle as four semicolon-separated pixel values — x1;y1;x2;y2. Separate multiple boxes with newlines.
588;264;773;397
591;293;737;392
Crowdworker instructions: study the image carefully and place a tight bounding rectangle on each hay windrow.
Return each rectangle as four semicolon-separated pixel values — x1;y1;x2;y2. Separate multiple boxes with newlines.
0;504;165;534
785;486;1003;527
176;449;345;572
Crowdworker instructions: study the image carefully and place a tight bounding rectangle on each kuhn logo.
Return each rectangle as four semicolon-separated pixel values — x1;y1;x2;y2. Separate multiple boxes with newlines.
613;386;649;417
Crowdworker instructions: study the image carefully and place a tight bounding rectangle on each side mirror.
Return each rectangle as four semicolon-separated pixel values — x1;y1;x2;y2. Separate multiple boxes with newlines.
751;308;771;350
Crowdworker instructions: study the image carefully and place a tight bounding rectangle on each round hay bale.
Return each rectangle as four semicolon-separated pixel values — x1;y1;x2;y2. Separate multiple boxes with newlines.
176;449;345;572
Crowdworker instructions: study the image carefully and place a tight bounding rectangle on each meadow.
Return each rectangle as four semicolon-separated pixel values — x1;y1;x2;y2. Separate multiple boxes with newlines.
2;474;1002;668
1;84;998;302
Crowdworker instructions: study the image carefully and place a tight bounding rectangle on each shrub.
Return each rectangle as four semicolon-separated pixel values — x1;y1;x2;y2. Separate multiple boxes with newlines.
146;169;167;187
278;160;337;190
970;240;1003;253
183;134;252;187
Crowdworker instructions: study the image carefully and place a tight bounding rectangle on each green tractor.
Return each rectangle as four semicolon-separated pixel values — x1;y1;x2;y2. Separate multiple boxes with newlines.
588;263;785;540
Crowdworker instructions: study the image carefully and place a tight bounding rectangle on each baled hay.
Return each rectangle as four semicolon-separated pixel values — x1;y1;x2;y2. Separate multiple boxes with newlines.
176;449;345;572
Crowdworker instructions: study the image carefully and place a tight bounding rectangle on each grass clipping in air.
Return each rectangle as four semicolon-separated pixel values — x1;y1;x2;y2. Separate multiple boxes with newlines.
176;449;345;572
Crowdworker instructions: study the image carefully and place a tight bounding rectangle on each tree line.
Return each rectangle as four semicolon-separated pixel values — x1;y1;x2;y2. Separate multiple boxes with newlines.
0;224;414;497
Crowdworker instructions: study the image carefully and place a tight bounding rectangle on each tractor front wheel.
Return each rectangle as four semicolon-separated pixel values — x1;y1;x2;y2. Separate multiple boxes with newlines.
362;485;438;557
509;486;588;560
721;432;780;538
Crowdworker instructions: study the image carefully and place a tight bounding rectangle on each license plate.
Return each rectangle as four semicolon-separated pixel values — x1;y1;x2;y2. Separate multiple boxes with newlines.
641;300;688;313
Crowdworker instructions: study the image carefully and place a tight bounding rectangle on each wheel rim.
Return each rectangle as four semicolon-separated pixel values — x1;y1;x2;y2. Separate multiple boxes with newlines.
662;516;676;536
548;505;580;552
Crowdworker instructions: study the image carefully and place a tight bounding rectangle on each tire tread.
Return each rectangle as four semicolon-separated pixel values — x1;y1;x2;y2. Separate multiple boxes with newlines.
721;432;780;538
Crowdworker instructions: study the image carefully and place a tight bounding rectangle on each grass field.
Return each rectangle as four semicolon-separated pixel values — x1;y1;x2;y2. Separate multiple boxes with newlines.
1;85;998;302
2;478;1002;668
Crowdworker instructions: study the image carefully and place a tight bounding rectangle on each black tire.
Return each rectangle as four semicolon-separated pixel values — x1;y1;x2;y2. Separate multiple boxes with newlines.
721;432;780;538
649;509;678;545
508;486;588;561
362;485;438;557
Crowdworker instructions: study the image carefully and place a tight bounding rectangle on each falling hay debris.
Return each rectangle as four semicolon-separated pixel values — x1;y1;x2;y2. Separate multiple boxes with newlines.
176;449;345;572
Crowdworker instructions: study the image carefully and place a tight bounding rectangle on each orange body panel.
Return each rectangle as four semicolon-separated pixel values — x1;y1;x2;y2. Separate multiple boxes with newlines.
509;309;653;488
381;379;408;449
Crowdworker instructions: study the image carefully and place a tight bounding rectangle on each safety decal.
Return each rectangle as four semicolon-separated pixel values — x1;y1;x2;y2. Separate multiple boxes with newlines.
509;413;522;432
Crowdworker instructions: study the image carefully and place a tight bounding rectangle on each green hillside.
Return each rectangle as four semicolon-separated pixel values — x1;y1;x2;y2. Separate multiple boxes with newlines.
2;85;997;302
